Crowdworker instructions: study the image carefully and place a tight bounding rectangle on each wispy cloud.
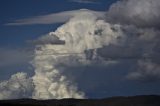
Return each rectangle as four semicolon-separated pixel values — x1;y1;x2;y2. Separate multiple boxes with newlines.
0;48;33;68
69;0;100;4
5;9;105;26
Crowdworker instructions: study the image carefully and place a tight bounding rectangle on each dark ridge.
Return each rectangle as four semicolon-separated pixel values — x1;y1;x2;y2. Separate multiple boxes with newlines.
0;95;160;106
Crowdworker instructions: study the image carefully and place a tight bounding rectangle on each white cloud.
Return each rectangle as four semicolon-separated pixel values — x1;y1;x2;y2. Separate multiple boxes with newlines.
1;9;109;100
31;10;123;99
0;72;33;100
6;9;105;26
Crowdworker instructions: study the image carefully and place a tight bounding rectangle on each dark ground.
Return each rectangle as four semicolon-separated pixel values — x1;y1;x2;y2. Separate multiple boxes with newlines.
0;95;160;106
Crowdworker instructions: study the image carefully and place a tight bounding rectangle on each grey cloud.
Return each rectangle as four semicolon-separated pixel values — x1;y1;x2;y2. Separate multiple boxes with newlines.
107;1;160;82
30;33;65;45
120;27;160;82
93;24;160;82
127;59;160;82
97;26;160;59
106;0;160;28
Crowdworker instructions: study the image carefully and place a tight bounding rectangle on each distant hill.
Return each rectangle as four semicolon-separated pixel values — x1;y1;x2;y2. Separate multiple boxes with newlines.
0;95;160;106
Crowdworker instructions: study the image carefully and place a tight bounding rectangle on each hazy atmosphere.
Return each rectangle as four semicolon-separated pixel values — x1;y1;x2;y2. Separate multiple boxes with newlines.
0;0;160;100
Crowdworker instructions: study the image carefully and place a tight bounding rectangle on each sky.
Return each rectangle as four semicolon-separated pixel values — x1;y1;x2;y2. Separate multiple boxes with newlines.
0;0;116;46
0;0;160;99
0;0;117;78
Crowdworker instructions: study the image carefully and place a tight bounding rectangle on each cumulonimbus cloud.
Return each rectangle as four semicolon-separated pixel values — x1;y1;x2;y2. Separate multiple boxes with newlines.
1;0;160;100
0;9;125;100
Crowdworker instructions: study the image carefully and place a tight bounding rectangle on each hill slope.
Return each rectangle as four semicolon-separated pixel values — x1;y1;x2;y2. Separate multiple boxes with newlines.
0;95;160;106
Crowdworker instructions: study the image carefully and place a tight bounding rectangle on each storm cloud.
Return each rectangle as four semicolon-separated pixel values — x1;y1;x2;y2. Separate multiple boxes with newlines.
106;0;160;28
0;0;160;99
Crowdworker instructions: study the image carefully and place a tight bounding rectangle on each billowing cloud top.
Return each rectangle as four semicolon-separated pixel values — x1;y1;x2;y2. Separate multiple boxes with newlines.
0;72;33;99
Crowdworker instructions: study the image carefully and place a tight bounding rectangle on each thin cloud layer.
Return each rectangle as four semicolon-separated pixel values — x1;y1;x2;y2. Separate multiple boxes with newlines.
69;0;99;4
6;9;105;26
0;48;32;68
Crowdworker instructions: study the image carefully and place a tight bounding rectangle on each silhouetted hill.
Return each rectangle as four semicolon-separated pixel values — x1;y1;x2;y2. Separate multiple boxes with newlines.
0;95;160;106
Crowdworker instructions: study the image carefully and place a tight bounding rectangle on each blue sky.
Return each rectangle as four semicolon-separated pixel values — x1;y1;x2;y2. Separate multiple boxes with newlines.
0;0;117;79
0;0;117;47
0;0;160;99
